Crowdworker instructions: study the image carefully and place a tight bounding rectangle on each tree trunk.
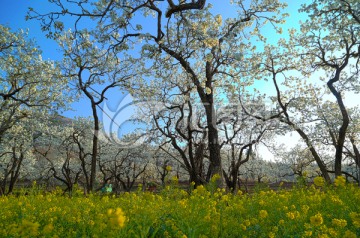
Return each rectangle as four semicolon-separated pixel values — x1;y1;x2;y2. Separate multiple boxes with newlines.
89;102;99;192
7;149;24;194
159;45;224;187
293;126;331;183
327;72;350;177
204;102;223;187
350;137;360;167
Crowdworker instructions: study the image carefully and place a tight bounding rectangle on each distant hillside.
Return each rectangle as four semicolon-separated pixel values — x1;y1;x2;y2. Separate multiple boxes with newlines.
49;114;74;127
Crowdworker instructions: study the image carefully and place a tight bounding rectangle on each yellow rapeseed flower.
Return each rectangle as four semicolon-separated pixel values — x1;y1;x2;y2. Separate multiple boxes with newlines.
286;212;296;220
343;230;357;238
302;205;310;214
20;219;40;237
240;224;247;231
350;212;360;228
171;176;179;184
42;223;54;234
314;176;325;187
328;228;337;237
108;208;126;228
210;174;221;183
271;226;278;233
334;176;346;187
318;234;329;238
310;213;323;226
332;218;347;228
330;195;344;205
259;210;268;219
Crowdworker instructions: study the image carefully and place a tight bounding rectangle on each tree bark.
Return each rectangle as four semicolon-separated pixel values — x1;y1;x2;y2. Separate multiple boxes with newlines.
327;71;349;177
89;102;99;192
204;100;223;186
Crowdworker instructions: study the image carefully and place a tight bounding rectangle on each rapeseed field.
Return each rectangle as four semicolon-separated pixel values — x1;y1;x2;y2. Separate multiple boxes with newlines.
1;176;359;237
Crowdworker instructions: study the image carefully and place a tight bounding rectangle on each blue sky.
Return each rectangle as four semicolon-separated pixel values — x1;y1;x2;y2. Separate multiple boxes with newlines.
0;0;308;136
2;0;358;163
6;0;344;159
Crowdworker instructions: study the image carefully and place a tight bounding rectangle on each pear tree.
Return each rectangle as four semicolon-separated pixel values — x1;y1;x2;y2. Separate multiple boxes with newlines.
29;0;288;188
0;25;68;141
298;0;360;177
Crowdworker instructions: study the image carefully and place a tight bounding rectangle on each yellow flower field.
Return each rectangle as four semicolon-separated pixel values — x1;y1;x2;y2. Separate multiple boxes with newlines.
1;179;360;237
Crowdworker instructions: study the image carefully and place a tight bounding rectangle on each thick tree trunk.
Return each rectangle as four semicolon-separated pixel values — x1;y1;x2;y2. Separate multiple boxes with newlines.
89;102;99;192
327;72;350;177
204;102;223;187
159;45;224;187
228;168;239;192
7;149;24;194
